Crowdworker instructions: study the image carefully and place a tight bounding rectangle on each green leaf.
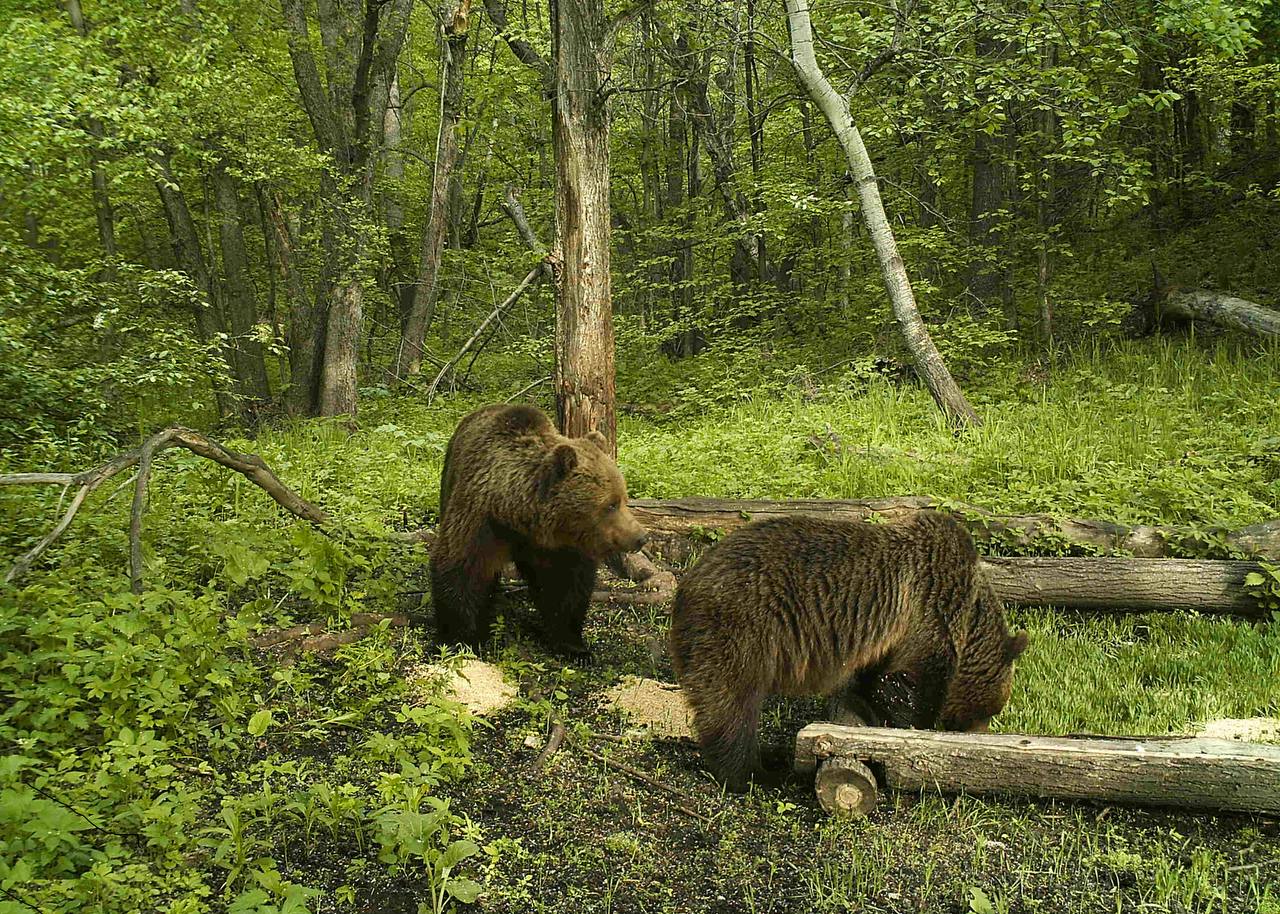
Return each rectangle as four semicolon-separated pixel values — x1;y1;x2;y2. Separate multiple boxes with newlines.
248;709;274;736
969;887;996;914
440;838;480;869
445;877;482;903
1244;572;1265;587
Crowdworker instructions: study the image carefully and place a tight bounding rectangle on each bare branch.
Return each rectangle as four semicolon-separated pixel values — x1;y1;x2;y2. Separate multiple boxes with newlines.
426;264;545;403
481;0;553;93
3;427;336;585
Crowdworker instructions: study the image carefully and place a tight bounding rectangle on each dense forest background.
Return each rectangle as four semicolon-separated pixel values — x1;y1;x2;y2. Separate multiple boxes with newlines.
2;0;1278;446
3;0;1280;912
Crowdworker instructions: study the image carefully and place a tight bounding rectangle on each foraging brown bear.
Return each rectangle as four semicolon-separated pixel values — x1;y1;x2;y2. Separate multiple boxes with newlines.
669;512;1028;791
429;404;647;655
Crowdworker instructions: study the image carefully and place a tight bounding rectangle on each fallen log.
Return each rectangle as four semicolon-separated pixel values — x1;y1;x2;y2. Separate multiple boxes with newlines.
628;497;1280;563
1162;290;1280;338
587;553;1269;618
795;724;1280;816
984;556;1266;617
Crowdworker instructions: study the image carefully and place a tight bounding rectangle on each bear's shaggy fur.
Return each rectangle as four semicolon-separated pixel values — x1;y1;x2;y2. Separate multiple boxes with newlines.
669;513;1028;791
430;404;647;655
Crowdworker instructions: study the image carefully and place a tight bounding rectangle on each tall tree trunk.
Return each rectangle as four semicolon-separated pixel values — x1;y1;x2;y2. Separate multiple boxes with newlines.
550;0;616;452
1037;62;1056;344
669;33;760;290
967;28;1007;315
264;191;318;416
839;191;854;316
401;0;473;376
65;0;118;279
280;0;415;417
152;154;236;417
744;0;766;281
212;165;272;407
319;277;363;416
784;0;981;427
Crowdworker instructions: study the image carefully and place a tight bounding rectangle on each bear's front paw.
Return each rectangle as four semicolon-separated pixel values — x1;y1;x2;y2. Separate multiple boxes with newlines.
550;639;595;664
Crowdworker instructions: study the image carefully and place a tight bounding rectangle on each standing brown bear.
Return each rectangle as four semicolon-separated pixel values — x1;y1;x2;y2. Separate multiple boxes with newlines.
430;404;647;655
670;512;1028;792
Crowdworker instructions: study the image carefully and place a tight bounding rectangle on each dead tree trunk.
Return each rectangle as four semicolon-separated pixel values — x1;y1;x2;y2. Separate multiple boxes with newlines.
784;0;981;428
625;496;1280;563
985;556;1264;616
1163;290;1280;338
550;0;617;454
400;0;474;376
796;725;1280;816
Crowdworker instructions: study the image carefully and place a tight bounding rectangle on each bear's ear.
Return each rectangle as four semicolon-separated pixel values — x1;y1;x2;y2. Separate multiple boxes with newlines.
584;430;608;451
548;443;579;482
1006;631;1030;661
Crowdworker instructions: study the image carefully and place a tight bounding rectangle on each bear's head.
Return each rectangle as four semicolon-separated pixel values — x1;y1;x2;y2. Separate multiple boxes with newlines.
937;586;1029;732
537;431;648;560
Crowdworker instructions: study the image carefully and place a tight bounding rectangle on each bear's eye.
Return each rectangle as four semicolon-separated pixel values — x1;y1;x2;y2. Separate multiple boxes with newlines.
604;499;620;514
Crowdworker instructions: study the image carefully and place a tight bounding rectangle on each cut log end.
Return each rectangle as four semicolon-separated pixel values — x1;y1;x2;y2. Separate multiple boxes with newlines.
815;757;879;817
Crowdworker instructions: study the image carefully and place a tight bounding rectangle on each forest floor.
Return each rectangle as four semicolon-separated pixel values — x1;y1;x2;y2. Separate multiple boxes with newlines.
5;336;1280;913
315;590;1280;914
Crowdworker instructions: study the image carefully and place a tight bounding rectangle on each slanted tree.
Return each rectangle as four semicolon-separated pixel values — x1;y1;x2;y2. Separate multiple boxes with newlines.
784;0;981;428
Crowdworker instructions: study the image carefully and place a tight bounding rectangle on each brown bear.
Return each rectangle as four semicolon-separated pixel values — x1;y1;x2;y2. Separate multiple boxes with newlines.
669;512;1028;792
429;404;647;656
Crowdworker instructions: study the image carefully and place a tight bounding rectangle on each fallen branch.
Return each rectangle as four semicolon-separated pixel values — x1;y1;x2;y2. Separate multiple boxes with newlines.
594;550;679;605
253;612;409;656
1;427;411;586
532;720;568;769
574;741;713;825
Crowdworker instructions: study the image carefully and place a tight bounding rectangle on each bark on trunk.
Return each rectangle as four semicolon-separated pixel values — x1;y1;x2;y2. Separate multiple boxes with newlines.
968;29;1008;315
669;33;760;290
212;165;272;406
264;191;319;415
795;725;1280;816
624;495;1280;563
550;0;617;454
280;0;415;418
784;0;981;427
400;0;473;376
318;277;363;417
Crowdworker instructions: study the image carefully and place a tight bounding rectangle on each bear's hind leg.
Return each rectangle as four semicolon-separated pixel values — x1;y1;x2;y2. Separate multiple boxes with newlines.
430;522;509;650
690;688;765;793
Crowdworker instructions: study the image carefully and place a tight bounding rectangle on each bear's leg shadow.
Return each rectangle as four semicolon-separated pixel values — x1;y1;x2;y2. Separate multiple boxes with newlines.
430;521;509;649
512;545;597;656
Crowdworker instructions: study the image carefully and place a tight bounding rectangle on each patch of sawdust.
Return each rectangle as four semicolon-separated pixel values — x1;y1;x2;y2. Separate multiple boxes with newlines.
1197;717;1280;743
405;659;518;717
601;676;695;740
